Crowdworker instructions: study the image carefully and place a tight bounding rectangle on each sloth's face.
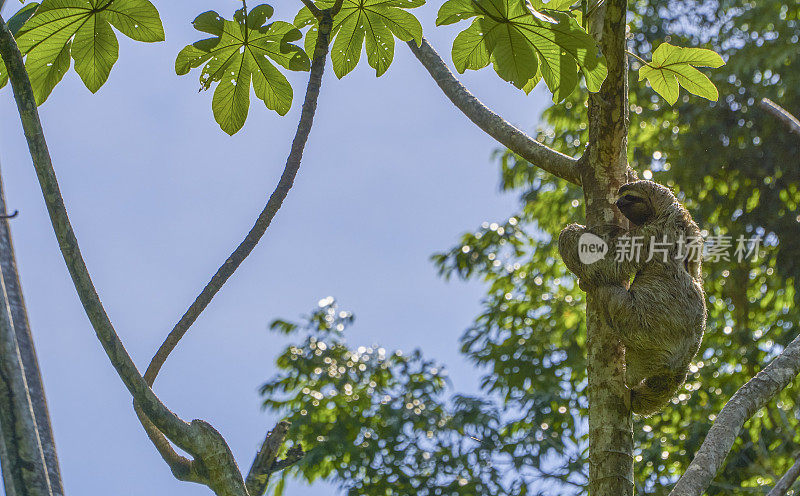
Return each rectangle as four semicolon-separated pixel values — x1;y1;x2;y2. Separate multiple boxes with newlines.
616;187;653;226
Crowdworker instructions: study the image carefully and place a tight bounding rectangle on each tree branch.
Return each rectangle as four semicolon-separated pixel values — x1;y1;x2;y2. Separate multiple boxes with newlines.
0;12;200;452
670;333;800;496
760;98;800;137
407;38;581;185
244;421;304;496
299;0;323;19
135;7;335;490
0;15;257;496
142;5;334;389
767;455;800;496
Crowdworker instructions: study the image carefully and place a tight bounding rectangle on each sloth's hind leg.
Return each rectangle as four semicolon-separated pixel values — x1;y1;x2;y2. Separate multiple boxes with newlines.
592;284;642;348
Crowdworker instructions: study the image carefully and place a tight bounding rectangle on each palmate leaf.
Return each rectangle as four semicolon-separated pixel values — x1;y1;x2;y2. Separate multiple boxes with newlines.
176;6;310;135
10;0;164;104
637;43;725;105
294;0;424;79
437;0;606;101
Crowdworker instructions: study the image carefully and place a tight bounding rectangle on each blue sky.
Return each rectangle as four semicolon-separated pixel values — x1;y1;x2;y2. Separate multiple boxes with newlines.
0;1;554;494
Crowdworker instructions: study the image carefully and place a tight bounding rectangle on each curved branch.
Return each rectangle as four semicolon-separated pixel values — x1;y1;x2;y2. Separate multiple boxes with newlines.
760;98;800;137
670;333;800;496
143;12;334;389
767;456;800;496
135;7;336;484
0;14;198;453
407;38;581;186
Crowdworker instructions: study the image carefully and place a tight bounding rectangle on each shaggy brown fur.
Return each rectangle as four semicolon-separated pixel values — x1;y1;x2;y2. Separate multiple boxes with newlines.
558;181;706;416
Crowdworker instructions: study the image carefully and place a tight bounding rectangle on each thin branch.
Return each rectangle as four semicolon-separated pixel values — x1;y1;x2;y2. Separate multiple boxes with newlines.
0;160;64;495
407;38;582;186
767;456;800;496
669;333;800;496
142;8;334;389
760;98;800;137
135;7;336;488
299;0;323;19
625;49;649;67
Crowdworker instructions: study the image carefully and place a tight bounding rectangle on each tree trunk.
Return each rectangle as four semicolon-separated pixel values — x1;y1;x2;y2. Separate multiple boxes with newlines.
0;162;63;496
582;0;634;494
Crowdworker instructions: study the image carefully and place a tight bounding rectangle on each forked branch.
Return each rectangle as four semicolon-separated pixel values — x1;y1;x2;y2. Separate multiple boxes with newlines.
407;38;581;186
670;333;800;496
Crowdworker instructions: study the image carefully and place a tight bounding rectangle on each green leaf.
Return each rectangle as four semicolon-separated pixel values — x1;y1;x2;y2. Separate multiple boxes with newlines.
637;43;725;105
437;0;481;26
528;0;575;11
103;0;165;42
8;3;40;35
451;19;491;72
212;51;251;135
13;0;164;104
177;5;310;134
441;0;606;100
71;11;119;92
294;0;424;78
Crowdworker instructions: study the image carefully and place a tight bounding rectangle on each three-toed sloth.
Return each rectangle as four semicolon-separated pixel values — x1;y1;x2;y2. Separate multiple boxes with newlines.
558;180;707;416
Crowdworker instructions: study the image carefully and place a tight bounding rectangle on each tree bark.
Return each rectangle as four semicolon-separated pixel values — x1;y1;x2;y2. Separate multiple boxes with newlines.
582;0;634;494
0;255;52;496
0;162;64;495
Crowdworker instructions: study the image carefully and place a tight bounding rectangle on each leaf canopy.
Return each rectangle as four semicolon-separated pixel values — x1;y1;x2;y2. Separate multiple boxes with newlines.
294;0;424;79
7;0;164;104
437;0;606;101
638;43;725;105
176;5;310;135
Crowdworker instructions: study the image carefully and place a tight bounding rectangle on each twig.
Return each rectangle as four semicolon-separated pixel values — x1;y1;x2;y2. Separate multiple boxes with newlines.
406;38;581;186
760;98;800;137
625;49;649;67
767;456;800;496
669;333;800;496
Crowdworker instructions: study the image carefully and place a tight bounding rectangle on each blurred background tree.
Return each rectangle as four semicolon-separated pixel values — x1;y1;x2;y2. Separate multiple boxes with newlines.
260;0;800;494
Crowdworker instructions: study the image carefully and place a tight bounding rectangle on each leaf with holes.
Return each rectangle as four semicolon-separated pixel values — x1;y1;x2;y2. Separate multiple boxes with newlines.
638;43;725;105
438;0;606;101
13;0;164;104
176;6;310;135
294;0;424;78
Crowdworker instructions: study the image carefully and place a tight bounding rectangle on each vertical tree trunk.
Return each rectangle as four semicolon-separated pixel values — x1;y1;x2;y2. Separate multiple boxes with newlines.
0;163;62;496
0;268;52;496
582;0;634;494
